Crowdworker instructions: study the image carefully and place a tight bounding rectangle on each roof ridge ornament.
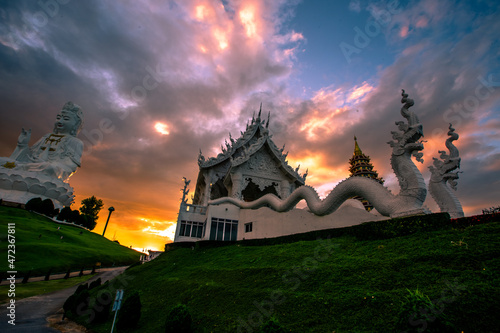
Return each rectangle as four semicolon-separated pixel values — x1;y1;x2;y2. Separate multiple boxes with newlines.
266;111;270;128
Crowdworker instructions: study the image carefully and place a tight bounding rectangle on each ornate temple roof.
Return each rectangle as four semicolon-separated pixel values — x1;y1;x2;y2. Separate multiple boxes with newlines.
196;106;307;183
349;136;384;183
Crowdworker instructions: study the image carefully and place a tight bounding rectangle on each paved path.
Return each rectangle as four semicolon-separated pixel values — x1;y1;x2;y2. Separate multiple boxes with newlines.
0;268;112;286
0;267;127;332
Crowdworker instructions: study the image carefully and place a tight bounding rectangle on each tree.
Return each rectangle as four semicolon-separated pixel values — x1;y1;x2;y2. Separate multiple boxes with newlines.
117;292;142;330
25;197;43;212
58;207;73;221
41;199;55;217
79;196;103;226
165;304;192;333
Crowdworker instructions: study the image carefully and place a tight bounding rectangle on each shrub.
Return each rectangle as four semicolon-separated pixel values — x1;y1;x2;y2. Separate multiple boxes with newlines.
117;292;142;331
74;283;89;295
58;206;73;221
63;293;77;318
89;278;102;290
75;213;96;230
69;209;80;223
41;199;55;217
165;304;192;333
260;317;286;333
64;283;91;319
396;289;455;332
91;289;112;324
73;289;91;322
25;197;42;212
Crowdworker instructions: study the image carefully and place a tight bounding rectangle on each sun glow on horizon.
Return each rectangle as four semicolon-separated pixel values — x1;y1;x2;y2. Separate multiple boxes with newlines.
142;222;177;242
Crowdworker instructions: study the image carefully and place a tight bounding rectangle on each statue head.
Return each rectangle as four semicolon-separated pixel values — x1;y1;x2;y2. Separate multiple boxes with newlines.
53;102;84;136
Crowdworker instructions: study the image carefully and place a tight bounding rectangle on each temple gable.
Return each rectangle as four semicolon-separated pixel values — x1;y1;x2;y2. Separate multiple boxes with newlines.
192;108;306;206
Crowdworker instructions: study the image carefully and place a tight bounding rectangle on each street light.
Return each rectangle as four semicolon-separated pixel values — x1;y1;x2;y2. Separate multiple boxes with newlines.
102;206;115;237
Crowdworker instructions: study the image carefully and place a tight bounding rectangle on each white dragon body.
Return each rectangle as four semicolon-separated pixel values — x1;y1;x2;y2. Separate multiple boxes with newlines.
209;90;431;218
428;124;464;218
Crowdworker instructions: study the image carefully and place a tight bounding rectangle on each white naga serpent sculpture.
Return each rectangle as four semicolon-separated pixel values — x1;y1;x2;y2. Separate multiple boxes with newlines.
428;124;464;218
210;90;429;218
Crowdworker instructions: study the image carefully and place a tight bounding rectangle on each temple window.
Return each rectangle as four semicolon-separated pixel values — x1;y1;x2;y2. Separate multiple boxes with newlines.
179;220;205;238
245;222;253;233
209;218;238;241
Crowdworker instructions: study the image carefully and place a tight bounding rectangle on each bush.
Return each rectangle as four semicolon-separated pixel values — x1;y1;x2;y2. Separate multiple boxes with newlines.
74;283;89;295
64;283;91;320
63;293;77;318
165;304;192;333
73;289;91;322
25;197;42;212
117;292;142;331
91;289;112;324
451;212;500;228
89;278;102;290
396;289;455;332
260;317;286;333
58;207;73;221
41;199;55;217
69;209;80;223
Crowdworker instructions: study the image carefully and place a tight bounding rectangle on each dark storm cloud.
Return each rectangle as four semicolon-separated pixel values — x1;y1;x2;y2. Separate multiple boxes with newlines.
0;0;499;251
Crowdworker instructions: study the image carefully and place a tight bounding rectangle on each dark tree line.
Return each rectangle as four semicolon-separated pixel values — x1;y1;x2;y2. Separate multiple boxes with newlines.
25;196;103;231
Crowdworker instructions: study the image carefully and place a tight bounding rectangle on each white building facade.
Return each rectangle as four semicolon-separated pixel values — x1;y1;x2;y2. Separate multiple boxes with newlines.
173;110;385;243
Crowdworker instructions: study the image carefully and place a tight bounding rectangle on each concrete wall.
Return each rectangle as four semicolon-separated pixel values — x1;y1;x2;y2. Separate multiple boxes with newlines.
174;199;389;243
237;200;389;240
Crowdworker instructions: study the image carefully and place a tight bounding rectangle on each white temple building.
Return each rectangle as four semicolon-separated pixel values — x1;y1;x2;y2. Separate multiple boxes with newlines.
173;108;385;243
174;92;465;243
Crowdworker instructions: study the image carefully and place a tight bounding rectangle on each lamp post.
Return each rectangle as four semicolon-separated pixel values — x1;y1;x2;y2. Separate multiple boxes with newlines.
102;206;115;237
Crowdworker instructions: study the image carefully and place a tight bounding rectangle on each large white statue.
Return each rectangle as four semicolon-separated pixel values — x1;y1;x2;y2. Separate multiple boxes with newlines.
0;102;84;207
1;102;84;181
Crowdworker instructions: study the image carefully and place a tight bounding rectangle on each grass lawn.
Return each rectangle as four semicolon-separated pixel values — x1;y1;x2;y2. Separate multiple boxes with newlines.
0;274;95;304
74;220;500;332
0;206;141;277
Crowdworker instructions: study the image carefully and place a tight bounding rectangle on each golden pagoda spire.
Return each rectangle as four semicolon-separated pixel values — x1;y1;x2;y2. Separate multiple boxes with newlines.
353;136;363;156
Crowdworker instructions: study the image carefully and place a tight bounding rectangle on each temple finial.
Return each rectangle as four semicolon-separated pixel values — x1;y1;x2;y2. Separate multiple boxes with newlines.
266;111;270;128
353;135;363;156
258;103;262;119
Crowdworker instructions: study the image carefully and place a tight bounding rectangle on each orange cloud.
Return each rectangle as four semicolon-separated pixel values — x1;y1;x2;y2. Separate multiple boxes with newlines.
400;25;409;38
347;82;374;103
287;153;350;198
239;6;258;38
213;28;229;50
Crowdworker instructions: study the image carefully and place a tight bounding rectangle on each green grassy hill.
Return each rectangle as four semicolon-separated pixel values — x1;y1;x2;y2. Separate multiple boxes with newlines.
78;217;499;332
0;206;140;276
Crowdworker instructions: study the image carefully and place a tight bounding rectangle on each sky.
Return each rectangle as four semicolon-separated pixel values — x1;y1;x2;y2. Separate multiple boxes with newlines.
1;0;499;251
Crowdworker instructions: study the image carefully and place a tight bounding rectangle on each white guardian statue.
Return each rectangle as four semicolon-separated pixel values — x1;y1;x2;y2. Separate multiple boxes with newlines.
0;102;84;207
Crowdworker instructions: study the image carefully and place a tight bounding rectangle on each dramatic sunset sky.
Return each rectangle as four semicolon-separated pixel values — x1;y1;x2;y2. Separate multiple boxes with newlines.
1;0;499;251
